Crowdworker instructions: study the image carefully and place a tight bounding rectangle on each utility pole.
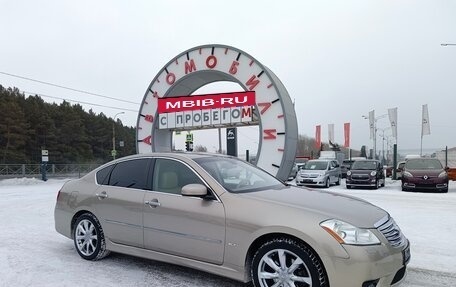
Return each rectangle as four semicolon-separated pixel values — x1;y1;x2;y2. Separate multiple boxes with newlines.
112;112;125;160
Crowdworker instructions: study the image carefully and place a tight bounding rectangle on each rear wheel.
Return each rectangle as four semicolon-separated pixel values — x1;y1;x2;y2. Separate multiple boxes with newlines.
251;238;328;287
73;213;110;260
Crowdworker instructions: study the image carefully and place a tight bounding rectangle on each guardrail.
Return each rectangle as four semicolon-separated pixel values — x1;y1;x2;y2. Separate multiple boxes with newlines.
0;164;101;179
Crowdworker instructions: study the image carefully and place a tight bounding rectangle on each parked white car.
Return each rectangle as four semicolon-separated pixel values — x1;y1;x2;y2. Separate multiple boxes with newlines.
296;159;341;187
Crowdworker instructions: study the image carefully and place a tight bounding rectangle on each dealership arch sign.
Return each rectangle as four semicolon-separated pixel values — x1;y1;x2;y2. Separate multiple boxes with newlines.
136;44;297;181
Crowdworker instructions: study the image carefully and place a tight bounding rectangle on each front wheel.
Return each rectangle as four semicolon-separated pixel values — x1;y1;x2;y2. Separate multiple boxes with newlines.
374;179;379;190
251;238;328;287
73;213;110;260
325;178;330;188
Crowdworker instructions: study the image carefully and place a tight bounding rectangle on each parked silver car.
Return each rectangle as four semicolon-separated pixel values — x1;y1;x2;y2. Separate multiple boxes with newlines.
55;153;410;287
295;159;342;187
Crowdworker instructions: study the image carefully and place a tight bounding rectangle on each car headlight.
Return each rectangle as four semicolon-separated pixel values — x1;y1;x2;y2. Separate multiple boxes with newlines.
438;171;448;178
403;171;413;178
320;219;380;245
346;171;351;176
370;171;376;176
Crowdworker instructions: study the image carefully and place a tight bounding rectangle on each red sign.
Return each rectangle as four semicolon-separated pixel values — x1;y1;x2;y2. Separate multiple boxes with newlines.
344;122;350;148
315;125;321;148
158;91;256;113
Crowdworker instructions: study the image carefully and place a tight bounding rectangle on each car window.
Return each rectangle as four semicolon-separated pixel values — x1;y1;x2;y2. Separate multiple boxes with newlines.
351;161;377;170
303;161;328;170
405;159;443;170
108;159;150;190
194;157;283;193
96;165;114;185
153;158;204;195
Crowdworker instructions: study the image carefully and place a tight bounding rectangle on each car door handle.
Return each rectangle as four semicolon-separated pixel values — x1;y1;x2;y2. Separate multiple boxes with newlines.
96;192;108;199
145;199;161;208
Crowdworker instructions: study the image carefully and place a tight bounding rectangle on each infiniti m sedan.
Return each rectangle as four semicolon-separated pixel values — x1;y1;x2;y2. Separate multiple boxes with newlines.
55;152;410;287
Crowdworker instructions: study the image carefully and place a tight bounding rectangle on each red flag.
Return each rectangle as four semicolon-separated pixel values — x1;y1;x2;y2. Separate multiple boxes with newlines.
344;123;350;148
315;125;321;148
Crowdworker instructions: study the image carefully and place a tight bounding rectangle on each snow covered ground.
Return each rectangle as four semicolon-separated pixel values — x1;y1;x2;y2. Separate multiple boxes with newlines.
0;177;455;286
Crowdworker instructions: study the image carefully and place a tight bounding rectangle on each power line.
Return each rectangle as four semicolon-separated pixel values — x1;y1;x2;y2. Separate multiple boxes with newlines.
0;71;139;105
23;91;138;113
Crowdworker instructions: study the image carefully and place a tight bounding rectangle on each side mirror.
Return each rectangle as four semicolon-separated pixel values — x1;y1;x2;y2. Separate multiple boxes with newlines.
181;184;208;197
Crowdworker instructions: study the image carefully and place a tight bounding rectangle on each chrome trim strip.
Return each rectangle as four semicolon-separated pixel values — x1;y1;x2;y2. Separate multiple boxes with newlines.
105;219;142;229
143;226;223;244
374;214;390;228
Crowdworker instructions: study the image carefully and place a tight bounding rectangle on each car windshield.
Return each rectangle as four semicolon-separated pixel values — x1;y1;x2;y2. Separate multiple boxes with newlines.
302;161;328;170
194;156;284;193
351;161;377;170
405;159;442;170
341;160;353;167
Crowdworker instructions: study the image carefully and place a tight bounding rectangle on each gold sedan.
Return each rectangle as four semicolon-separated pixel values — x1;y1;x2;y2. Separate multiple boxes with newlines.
55;152;410;287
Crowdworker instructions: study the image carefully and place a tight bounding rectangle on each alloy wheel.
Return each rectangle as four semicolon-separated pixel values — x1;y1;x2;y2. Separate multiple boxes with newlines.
75;219;98;257
257;248;313;287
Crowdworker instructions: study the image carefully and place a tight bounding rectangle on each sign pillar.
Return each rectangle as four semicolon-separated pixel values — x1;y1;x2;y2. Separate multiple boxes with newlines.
41;150;49;181
226;128;237;157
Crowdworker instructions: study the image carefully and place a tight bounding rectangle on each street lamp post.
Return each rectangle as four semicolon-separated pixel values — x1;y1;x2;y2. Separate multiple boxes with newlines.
377;127;391;165
112;112;125;160
362;113;387;159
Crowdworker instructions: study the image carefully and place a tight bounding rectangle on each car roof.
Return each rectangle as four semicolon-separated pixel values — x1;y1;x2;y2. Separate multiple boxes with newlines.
308;159;333;162
115;152;234;161
353;159;380;163
93;152;235;171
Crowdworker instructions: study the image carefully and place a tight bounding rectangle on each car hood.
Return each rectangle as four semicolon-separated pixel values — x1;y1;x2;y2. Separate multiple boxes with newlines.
350;170;374;175
239;186;387;228
299;170;326;175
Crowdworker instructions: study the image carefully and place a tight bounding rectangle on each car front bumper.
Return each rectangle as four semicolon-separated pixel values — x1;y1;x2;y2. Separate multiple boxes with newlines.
346;178;377;187
402;179;448;191
322;240;410;287
296;176;327;187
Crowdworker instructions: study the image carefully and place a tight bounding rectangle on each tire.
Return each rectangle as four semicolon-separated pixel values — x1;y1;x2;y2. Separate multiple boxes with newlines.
251;238;328;287
325;178;330;188
73;213;110;261
401;183;407;192
374;179;379;190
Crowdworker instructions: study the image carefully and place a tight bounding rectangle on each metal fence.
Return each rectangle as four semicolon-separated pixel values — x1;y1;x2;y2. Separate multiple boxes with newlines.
0;164;101;179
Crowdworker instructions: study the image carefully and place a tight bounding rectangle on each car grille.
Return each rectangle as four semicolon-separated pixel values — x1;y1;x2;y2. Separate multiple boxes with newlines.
376;216;405;248
352;174;369;180
300;173;320;178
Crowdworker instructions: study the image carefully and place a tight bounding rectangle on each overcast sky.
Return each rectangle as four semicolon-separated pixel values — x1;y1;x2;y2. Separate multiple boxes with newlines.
1;0;455;156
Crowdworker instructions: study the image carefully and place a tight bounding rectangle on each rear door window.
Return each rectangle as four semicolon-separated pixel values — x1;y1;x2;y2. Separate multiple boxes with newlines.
108;159;151;190
96;165;114;185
